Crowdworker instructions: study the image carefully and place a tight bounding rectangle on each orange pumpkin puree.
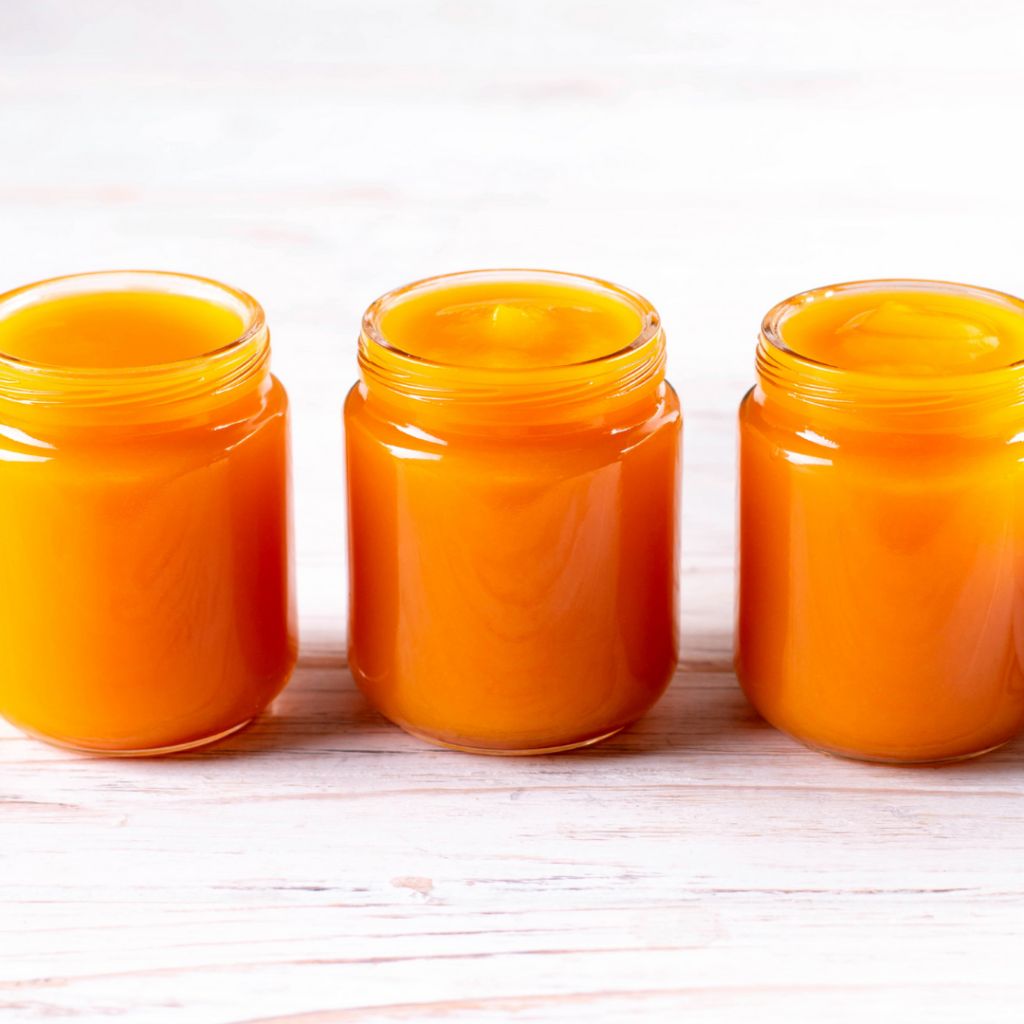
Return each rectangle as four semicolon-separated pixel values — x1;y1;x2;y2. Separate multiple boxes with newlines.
0;274;296;753
346;271;681;753
738;280;1024;762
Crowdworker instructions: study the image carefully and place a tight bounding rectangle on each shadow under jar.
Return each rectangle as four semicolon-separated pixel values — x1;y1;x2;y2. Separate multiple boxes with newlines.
345;269;681;754
0;271;297;754
737;278;1024;763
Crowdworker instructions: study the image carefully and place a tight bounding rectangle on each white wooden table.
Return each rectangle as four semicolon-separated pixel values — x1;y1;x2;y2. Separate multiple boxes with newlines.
3;3;1024;1020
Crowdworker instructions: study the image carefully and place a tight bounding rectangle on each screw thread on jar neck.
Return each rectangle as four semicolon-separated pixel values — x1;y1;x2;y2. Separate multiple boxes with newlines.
0;271;270;427
756;279;1024;434
358;269;667;429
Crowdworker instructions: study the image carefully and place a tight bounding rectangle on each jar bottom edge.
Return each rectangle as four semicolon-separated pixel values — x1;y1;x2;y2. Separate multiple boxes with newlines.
794;734;1010;766
399;723;625;756
9;717;255;758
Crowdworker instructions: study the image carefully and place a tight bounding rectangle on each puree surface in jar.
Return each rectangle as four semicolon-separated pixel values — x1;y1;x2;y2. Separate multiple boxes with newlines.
737;279;1024;764
378;279;644;368
347;270;681;754
0;290;244;367
780;287;1024;374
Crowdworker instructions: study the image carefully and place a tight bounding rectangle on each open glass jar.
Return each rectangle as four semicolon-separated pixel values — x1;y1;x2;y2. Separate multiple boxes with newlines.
737;279;1024;763
0;271;297;754
345;269;681;753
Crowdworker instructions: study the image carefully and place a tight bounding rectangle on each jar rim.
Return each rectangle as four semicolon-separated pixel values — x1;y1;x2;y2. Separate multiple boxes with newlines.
0;270;271;417
357;268;667;426
361;267;661;376
761;277;1024;383
756;278;1024;427
0;269;265;377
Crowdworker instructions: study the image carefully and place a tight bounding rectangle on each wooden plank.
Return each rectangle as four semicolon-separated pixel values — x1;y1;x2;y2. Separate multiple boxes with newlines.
2;648;1024;1021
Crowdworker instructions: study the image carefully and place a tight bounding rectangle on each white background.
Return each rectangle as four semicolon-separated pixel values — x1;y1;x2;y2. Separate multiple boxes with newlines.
4;0;1022;635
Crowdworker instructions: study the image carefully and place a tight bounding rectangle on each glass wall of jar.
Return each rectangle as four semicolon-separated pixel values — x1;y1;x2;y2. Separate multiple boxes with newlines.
0;271;297;754
737;279;1024;763
345;269;681;754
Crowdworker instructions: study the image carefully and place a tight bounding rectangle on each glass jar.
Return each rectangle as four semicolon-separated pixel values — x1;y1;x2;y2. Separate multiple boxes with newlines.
737;278;1024;763
0;271;297;754
345;269;681;754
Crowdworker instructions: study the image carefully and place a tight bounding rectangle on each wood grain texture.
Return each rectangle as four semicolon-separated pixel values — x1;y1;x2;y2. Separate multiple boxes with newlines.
5;647;1024;1023
2;1;1024;1021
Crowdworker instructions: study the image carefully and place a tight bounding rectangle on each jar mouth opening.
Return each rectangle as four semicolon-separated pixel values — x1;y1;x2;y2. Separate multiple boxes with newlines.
361;268;661;377
0;269;265;378
761;277;1024;386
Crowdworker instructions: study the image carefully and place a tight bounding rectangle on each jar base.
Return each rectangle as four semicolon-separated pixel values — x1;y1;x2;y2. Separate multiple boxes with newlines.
8;717;254;757
398;723;625;756
794;733;1010;766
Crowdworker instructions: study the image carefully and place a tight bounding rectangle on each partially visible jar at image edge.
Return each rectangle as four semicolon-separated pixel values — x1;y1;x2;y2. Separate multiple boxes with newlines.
344;269;682;754
737;278;1024;763
0;271;297;754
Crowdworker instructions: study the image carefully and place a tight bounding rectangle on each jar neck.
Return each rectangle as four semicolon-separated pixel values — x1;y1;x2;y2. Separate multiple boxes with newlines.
756;334;1024;434
0;271;270;428
360;328;667;429
358;269;667;429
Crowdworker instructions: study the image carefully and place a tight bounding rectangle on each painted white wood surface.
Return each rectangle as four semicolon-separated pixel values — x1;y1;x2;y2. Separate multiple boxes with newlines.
2;2;1024;1021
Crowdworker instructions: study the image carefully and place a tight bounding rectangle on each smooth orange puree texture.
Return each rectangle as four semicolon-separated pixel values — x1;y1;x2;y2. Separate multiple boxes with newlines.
378;281;644;368
0;282;296;753
737;280;1024;763
780;289;1024;374
347;273;681;753
0;291;243;366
